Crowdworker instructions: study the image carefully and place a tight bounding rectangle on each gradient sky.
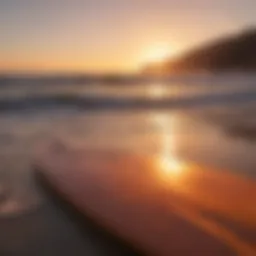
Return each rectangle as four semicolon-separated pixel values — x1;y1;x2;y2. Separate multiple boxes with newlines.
1;0;255;74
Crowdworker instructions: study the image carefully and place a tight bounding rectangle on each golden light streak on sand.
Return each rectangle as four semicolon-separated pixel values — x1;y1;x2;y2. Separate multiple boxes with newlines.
159;154;186;175
152;157;256;255
164;197;256;256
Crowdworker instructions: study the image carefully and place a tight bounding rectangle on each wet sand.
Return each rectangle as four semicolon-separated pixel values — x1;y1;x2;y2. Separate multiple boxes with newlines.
35;148;256;256
1;149;256;255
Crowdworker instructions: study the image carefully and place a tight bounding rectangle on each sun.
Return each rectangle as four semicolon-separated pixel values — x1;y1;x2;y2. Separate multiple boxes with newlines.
143;44;173;64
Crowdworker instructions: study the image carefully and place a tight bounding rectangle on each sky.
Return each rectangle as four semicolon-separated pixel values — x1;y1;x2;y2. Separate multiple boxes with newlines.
1;0;256;74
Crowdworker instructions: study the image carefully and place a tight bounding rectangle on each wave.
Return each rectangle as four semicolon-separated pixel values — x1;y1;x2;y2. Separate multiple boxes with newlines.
0;90;255;112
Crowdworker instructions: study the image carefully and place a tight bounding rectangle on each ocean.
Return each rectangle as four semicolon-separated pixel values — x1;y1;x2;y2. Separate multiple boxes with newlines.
0;73;256;217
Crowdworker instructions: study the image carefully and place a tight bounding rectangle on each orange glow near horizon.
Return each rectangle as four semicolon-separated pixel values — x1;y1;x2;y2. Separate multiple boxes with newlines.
0;59;138;75
1;43;175;75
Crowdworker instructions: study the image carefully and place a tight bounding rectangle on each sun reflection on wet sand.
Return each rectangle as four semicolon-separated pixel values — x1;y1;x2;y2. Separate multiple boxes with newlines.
147;100;256;232
150;111;189;192
148;83;188;180
159;154;186;175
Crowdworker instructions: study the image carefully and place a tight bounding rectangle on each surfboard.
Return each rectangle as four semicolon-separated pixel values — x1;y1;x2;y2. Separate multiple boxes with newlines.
34;144;256;256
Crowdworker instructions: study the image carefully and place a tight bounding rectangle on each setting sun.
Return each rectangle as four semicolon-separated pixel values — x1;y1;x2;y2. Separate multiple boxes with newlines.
141;44;173;65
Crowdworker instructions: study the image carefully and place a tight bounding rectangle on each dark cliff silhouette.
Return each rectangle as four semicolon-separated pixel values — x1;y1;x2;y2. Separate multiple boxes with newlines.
144;28;256;74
